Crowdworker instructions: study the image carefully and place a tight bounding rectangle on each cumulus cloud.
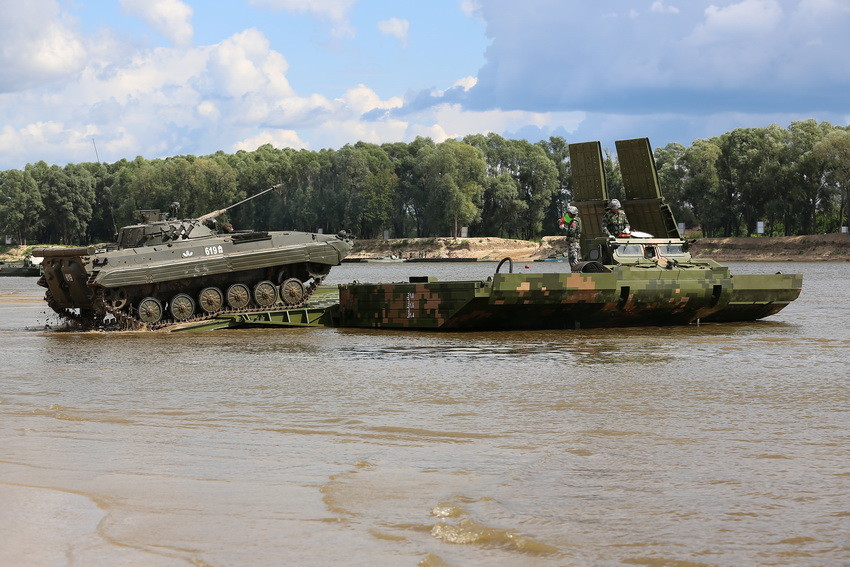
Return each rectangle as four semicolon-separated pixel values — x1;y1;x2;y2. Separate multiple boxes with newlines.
650;1;680;14
233;129;309;152
0;16;411;168
377;17;410;46
121;0;194;46
464;0;850;115
687;0;782;44
459;0;482;18
338;84;403;114
0;0;88;92
1;0;847;170
247;0;356;38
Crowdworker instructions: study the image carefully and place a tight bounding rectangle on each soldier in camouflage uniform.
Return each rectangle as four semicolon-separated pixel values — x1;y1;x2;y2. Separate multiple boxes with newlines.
602;199;630;236
559;205;582;265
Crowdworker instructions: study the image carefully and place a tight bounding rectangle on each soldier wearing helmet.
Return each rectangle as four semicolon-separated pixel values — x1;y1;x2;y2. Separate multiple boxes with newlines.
559;205;582;266
602;199;630;237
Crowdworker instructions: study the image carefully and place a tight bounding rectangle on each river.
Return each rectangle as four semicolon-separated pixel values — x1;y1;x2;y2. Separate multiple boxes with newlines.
1;261;848;566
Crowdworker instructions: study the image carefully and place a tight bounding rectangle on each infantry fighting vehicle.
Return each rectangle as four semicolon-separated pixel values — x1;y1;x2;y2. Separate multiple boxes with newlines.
335;139;802;330
34;185;352;329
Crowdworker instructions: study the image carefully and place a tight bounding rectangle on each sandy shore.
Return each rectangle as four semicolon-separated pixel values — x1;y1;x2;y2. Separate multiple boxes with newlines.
0;483;188;565
348;234;850;262
5;234;849;265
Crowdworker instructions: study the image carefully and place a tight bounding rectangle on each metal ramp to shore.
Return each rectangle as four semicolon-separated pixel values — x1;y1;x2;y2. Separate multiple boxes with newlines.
166;288;340;332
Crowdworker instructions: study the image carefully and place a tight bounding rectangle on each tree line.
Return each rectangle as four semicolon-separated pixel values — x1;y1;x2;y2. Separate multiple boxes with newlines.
1;119;848;246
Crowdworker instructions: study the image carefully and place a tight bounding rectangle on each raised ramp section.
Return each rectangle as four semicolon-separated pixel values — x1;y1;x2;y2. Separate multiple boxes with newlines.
569;141;608;202
614;138;680;238
568;141;609;252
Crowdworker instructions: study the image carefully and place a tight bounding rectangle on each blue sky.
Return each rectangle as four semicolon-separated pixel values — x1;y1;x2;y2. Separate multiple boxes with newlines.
0;0;848;169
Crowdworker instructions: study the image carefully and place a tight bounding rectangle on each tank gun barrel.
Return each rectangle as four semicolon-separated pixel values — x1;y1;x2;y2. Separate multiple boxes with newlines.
197;184;282;223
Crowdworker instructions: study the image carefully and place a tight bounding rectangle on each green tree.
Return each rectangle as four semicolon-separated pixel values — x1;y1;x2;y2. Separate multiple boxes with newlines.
228;144;293;230
785;120;832;234
654;142;695;228
681;139;723;237
603;148;623;202
27;162;95;244
416;140;485;237
383;138;434;238
325;143;397;238
715;126;786;236
813;128;850;232
0;169;44;245
537;136;572;235
464;133;558;239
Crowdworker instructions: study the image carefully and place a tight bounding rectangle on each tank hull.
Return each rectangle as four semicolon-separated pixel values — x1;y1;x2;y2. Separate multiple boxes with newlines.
34;230;351;327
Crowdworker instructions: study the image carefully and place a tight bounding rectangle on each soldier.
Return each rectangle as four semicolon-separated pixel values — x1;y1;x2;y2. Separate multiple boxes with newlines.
559;205;582;266
602;199;630;237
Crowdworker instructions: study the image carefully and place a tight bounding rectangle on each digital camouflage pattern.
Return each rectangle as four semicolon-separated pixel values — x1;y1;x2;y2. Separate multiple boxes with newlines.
563;215;582;265
602;208;629;236
335;255;802;330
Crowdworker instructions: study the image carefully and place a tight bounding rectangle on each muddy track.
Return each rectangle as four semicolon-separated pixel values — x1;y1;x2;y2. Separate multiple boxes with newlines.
46;277;325;332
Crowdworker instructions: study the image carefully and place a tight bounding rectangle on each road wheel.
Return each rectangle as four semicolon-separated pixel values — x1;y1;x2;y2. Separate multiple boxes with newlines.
226;283;251;309
170;293;195;321
104;287;128;310
198;287;224;313
138;297;163;324
280;278;305;306
253;280;277;307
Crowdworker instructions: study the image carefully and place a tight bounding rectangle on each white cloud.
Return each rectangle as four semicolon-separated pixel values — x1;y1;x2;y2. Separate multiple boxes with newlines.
233;129;309;151
338;84;403;114
206;29;294;98
453;76;477;91
797;0;850;14
404;105;585;142
687;0;782;44
247;0;356;38
377;18;410;46
0;0;88;92
2;0;848;171
464;0;850;117
0;20;417;168
312;118;409;148
459;0;482;18
120;0;194;46
196;101;220;120
651;1;680;14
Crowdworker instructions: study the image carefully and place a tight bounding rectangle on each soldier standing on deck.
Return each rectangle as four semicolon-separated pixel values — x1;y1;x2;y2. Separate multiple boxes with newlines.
559;205;582;266
602;199;630;237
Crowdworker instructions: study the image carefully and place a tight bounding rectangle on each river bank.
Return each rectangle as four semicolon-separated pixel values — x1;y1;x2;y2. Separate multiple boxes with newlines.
4;234;848;265
349;233;850;262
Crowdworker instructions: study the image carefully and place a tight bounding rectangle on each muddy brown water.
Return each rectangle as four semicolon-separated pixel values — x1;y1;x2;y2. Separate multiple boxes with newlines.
1;261;848;566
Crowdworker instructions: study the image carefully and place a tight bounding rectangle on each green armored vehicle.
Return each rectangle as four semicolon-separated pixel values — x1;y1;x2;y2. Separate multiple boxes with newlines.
34;185;352;328
336;138;802;330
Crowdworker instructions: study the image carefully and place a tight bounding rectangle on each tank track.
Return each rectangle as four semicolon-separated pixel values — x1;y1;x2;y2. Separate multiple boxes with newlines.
46;277;325;332
45;291;99;330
